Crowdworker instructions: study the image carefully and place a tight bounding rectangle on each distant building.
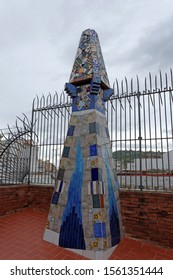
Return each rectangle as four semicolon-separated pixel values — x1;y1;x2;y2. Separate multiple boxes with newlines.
114;160;125;171
0;137;38;183
126;150;173;172
37;159;57;174
162;150;173;170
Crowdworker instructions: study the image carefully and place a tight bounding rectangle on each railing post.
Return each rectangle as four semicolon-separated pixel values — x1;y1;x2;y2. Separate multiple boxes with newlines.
137;88;143;190
28;101;35;185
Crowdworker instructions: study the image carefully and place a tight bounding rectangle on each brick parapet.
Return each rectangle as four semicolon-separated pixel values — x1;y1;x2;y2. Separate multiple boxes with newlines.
119;189;173;248
0;184;54;215
0;185;29;215
0;185;172;249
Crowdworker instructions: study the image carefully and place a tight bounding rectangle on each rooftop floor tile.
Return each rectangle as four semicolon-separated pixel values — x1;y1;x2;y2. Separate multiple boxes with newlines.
0;208;172;260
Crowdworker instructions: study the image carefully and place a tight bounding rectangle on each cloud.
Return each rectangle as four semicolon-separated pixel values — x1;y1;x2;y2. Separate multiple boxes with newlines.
0;0;173;129
119;13;173;75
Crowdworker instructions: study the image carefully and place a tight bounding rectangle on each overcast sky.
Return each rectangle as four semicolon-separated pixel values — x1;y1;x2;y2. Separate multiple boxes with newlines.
0;0;173;129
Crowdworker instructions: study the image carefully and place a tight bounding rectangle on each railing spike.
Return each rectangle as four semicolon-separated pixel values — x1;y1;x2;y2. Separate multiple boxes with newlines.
15;119;21;134
116;78;119;97
43;94;46;107
113;82;115;96
136;75;140;93
170;68;173;89
40;94;44;108
17;116;25;127
55;91;59;104
22;113;30;126
165;72;168;90
36;94;39;104
60;90;64;103
145;77;147;93
46;93;51;106
32;97;36;110
159;70;163;91
130;78;133;94
62;90;66;103
125;76;128;95
155;75;157;91
121;80;124;96
7;124;15;137
149;72;152;92
53;92;57;104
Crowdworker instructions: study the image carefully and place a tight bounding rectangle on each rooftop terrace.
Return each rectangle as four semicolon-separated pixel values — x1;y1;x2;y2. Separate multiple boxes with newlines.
0;207;173;260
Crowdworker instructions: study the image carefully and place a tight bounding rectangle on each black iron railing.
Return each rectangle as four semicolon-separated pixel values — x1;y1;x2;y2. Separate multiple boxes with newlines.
1;70;173;191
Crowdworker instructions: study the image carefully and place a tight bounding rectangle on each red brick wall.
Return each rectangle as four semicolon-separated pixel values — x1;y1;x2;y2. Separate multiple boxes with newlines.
0;185;29;215
0;185;54;215
28;185;54;210
119;190;173;248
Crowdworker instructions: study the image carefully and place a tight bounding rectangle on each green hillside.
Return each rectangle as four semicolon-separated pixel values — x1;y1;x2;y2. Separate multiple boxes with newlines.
112;150;163;164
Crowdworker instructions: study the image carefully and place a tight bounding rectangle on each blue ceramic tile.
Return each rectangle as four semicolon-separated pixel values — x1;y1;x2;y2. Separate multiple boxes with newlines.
91;168;99;181
62;146;70;158
58;180;64;192
89;122;99;134
57;168;65;180
72;94;94;112
94;222;106;238
90;144;97;156
90;77;101;94
59;206;86;249
65;83;77;97
52;192;60;205
67;125;75;136
103;88;114;101
91;168;102;181
59;139;86;250
92;194;100;208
